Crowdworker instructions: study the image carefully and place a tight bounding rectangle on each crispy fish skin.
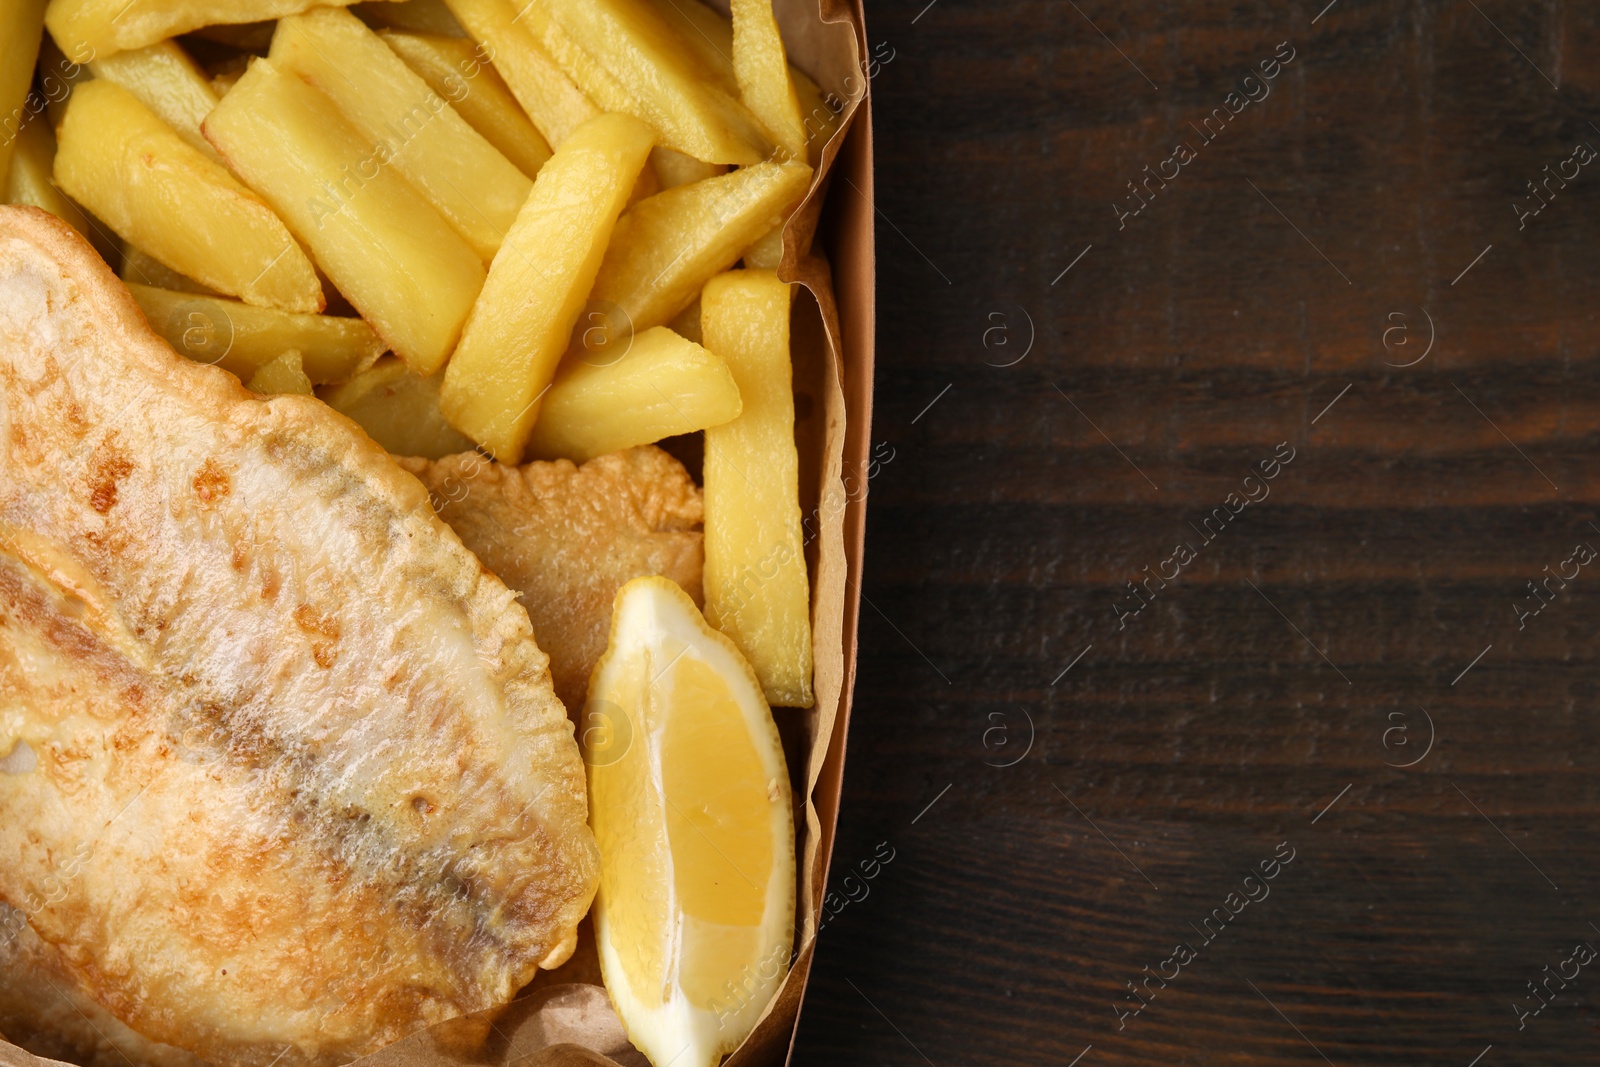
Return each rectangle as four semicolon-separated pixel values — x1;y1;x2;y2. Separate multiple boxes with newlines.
397;448;703;712
0;207;598;1067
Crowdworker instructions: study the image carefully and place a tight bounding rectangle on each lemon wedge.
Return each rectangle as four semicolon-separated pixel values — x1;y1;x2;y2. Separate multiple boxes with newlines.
583;576;796;1067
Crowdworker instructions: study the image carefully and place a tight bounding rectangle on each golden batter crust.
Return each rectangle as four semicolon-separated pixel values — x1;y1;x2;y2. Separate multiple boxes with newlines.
0;207;598;1067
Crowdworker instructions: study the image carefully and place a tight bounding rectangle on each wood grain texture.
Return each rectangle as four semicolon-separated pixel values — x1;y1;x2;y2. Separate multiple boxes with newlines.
793;1;1600;1064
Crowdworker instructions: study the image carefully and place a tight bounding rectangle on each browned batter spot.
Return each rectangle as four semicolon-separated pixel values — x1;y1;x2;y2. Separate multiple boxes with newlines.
293;604;340;642
87;445;133;515
60;401;88;439
294;604;341;669
193;461;231;507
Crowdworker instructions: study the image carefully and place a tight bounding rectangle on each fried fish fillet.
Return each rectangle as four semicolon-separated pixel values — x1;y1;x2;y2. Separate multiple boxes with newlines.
0;207;598;1067
0;905;207;1067
398;448;705;712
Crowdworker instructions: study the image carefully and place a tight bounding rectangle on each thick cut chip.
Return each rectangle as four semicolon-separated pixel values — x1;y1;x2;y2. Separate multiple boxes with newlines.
645;0;738;92
641;0;832;165
246;348;313;394
503;0;755;207
56;81;323;313
0;206;598;1067
627;159;661;206
730;0;805;160
511;0;642;117
120;245;215;294
187;21;277;50
700;269;813;707
0;0;46;191
525;326;742;464
88;41;222;162
792;63;839;167
320;357;475;459
589;159;811;339
585;577;794;1067
651;147;726;190
540;0;770;165
442;0;598;147
354;0;464;35
379;30;553;177
742;224;784;270
3;116;94;244
440;112;654;464
204;57;485;374
399;446;704;710
272;8;531;261
127;282;385;385
668;295;702;343
37;34;92;132
209;57;249;96
44;0;365;58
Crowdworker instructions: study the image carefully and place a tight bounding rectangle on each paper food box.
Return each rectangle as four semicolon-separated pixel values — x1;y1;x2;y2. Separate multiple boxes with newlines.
0;1;872;1066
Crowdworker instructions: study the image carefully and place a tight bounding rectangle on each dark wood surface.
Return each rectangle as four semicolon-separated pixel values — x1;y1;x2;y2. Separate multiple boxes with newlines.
793;2;1600;1063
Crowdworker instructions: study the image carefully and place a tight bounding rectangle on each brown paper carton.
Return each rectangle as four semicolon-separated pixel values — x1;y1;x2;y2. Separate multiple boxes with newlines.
0;2;873;1066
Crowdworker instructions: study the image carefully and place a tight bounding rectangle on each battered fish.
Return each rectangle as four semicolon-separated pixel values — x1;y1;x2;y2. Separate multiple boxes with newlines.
397;448;704;712
0;905;207;1067
0;208;598;1066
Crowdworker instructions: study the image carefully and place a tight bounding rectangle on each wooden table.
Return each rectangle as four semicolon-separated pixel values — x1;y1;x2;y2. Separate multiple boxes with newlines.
793;2;1600;1063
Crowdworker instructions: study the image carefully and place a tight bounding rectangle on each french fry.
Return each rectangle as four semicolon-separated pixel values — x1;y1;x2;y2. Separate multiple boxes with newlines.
791;64;839;167
271;8;530;262
541;0;770;165
440;112;654;464
524;325;741;463
644;0;736;93
730;0;805;161
5;113;96;245
442;0;598;147
511;0;641;116
38;35;94;141
667;295;701;344
187;21;277;50
510;0;750;219
589;158;810;339
742;225;784;270
56;80;324;312
203;57;486;374
319;357;475;459
700;269;812;707
626;158;660;206
120;244;215;294
647;0;839;166
127;283;386;385
378;30;552;177
43;0;364;59
89;41;222;162
0;0;47;191
246;349;313;395
353;0;464;36
209;55;251;97
651;146;726;190
429;2;650;202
